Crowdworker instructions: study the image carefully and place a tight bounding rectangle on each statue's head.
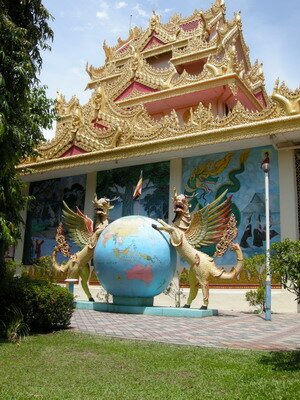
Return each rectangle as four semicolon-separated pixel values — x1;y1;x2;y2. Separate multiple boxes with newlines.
172;187;192;215
93;194;119;219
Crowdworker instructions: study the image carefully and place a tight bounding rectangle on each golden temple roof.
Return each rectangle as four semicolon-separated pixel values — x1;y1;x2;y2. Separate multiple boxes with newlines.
19;0;300;176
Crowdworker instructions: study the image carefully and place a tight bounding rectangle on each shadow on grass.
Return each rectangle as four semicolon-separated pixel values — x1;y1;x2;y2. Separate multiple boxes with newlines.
259;350;300;371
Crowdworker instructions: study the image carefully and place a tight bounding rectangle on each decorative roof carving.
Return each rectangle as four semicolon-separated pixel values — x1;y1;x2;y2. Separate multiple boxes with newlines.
272;79;300;115
98;0;227;66
20;0;300;172
25;92;292;166
206;40;241;76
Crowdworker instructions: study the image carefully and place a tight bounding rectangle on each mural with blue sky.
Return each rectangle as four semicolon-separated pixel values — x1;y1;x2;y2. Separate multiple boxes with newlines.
23;175;86;264
182;146;280;267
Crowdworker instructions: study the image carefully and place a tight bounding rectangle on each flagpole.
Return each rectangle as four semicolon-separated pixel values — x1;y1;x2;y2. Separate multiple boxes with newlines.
133;170;143;215
137;198;140;216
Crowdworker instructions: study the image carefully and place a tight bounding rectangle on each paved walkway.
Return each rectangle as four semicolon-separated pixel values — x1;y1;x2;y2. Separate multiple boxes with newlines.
71;309;300;351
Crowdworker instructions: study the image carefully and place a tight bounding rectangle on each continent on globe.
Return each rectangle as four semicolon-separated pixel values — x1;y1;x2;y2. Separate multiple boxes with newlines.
126;264;153;284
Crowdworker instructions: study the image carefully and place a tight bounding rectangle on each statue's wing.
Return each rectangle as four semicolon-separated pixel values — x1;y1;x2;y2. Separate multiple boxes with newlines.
62;201;94;248
185;191;232;248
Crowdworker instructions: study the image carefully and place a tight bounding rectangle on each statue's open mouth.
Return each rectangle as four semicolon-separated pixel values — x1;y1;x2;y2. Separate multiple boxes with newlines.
174;202;185;212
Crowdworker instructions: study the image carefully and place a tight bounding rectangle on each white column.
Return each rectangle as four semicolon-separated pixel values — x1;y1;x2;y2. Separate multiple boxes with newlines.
278;150;299;313
14;183;29;261
278;150;298;240
83;171;97;282
167;158;183;307
168;158;182;224
83;171;97;218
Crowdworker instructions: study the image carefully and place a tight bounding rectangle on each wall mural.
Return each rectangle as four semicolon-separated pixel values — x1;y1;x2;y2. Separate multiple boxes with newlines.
180;146;280;286
23;175;86;264
96;161;170;221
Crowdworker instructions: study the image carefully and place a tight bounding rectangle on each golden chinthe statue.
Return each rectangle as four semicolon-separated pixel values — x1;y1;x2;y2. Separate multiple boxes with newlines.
51;195;118;301
154;188;243;309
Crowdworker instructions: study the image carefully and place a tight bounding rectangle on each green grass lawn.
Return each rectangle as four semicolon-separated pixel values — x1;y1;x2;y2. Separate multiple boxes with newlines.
0;330;299;400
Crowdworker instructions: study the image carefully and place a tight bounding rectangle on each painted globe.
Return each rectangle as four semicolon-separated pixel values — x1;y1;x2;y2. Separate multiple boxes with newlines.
94;216;177;298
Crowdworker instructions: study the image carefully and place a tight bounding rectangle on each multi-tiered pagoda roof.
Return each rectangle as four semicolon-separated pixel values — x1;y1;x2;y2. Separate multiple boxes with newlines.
20;0;300;176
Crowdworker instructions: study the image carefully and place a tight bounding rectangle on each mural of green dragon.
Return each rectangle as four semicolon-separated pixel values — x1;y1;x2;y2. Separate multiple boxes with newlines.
184;150;250;254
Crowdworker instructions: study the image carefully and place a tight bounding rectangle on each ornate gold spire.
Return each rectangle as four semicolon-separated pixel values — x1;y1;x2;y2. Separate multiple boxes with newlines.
272;79;300;115
19;0;300;174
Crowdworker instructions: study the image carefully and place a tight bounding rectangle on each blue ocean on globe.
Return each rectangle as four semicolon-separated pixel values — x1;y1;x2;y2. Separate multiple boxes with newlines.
94;215;177;298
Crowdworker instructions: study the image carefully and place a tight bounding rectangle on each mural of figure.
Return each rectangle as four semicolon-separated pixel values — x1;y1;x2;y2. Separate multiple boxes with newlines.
31;239;35;260
22;175;87;266
34;239;44;259
253;215;263;247
240;215;252;248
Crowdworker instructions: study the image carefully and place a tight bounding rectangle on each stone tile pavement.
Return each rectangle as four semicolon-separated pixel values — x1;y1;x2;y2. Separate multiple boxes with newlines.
71;309;300;351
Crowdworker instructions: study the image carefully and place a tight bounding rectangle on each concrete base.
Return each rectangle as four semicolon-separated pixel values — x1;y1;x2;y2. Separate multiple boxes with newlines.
75;300;218;318
113;296;153;306
71;283;299;313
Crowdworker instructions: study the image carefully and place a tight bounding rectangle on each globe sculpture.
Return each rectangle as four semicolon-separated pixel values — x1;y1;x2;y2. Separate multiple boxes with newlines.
94;215;177;303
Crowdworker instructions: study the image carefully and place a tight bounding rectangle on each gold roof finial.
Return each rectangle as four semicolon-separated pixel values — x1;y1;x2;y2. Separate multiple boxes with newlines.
150;10;160;31
235;11;242;26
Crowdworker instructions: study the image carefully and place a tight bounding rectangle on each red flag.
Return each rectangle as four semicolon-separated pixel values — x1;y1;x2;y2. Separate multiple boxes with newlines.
133;171;143;200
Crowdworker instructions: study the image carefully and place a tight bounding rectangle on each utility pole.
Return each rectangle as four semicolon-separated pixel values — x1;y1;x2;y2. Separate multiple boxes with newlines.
261;152;271;321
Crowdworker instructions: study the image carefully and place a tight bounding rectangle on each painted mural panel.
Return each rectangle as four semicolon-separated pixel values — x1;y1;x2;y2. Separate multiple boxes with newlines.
23;175;86;264
181;146;280;276
96;161;170;221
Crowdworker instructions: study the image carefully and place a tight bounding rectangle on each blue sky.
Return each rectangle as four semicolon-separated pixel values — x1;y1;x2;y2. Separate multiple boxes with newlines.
40;0;300;139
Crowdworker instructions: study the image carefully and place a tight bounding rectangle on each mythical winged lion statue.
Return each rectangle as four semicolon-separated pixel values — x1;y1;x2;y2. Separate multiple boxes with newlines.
154;188;243;309
52;194;117;301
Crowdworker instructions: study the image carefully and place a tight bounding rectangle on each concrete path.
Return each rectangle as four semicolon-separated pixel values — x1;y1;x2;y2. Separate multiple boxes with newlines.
71;309;300;351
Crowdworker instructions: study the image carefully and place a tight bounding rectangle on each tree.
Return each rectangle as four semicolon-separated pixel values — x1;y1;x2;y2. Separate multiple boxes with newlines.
271;239;300;303
96;162;170;218
0;0;54;278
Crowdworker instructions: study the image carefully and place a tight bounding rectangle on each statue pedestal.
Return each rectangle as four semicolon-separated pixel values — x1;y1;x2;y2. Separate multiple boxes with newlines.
113;296;153;307
75;300;218;318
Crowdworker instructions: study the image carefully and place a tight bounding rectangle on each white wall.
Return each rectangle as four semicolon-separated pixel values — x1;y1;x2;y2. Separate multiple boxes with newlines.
278;149;298;239
83;171;97;218
14;184;29;261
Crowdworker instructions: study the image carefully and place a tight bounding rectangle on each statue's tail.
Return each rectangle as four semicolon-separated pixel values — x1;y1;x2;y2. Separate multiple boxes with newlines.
219;243;243;279
51;247;69;273
51;222;72;273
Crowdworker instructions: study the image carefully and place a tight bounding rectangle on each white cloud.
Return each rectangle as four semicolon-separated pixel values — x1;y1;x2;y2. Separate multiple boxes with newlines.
115;1;127;9
71;66;86;79
160;8;172;14
132;3;148;18
96;10;108;20
72;23;93;32
96;1;109;20
99;1;109;9
111;25;125;35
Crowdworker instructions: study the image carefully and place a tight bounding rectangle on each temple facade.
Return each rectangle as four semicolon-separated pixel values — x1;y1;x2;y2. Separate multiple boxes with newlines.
17;0;300;311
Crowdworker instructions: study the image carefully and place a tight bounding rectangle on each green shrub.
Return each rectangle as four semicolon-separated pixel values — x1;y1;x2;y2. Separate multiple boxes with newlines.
243;254;266;312
245;286;265;313
0;274;74;334
4;259;27;278
271;239;300;303
0;306;29;343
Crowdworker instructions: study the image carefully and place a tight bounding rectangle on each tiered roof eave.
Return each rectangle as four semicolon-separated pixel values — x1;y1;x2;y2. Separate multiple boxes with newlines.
19;0;300;175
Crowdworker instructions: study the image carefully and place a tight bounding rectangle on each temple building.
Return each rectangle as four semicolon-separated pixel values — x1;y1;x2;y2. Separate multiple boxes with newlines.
17;0;300;311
